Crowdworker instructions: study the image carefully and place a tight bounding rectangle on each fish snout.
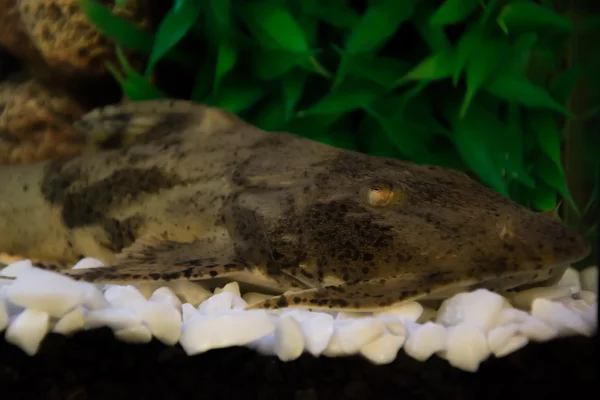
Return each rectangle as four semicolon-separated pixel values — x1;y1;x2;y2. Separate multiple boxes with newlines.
502;215;591;268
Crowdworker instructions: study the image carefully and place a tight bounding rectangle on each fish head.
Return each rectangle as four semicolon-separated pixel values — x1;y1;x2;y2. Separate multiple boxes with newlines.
252;147;590;296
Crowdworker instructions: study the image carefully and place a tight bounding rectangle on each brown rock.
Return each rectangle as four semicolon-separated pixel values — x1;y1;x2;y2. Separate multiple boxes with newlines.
0;75;86;164
0;0;151;79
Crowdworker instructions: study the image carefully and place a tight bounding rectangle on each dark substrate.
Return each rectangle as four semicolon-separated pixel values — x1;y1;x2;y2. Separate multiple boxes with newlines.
0;328;597;400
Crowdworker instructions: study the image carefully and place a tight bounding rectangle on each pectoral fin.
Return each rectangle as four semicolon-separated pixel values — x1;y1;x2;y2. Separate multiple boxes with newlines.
40;235;249;285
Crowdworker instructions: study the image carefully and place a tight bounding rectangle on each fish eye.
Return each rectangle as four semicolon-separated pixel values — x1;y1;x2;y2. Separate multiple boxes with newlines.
364;182;394;206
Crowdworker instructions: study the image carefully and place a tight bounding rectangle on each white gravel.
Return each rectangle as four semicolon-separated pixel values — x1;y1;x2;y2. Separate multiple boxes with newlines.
0;261;597;372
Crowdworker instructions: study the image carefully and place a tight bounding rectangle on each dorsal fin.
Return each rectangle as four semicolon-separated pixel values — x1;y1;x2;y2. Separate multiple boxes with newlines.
74;99;247;151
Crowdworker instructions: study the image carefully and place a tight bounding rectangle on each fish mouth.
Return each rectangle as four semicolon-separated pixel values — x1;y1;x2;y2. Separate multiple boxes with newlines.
468;262;570;294
421;262;570;301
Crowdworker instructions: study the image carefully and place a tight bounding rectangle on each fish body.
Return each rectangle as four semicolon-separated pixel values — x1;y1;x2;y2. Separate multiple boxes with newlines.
0;100;591;310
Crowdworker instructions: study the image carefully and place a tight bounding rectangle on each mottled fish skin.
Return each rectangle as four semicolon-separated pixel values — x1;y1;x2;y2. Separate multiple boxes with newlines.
0;100;591;311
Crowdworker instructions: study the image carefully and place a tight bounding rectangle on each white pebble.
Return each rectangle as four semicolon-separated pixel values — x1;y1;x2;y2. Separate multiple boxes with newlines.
231;295;249;310
444;324;490;372
72;257;105;269
517;316;558;342
274;314;304;361
149;287;182;311
322;331;345;356
197;292;234;314
218;282;241;297
104;285;147;309
168;280;212;306
287;310;334;356
5;309;50;356
52;306;86;336
494;307;530;327
578;304;597;332
136;302;182;345
509;286;571;310
85;308;142;331
360;333;405;365
114;325;153;344
179;309;275;356
578;290;597;306
327;318;386;355
374;302;423;322
0;259;33;277
531;298;592;337
580;266;597;293
251;332;277;356
436;289;505;332
0;286;24;316
493;335;528;358
336;311;371;320
558;296;593;314
378;316;406;336
181;303;199;323
242;292;274;306
0;295;8;332
403;322;447;362
7;267;86;318
79;282;109;311
488;324;519;355
557;267;581;293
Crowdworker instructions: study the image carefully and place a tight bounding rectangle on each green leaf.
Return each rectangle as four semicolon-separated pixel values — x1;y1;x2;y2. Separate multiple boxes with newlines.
207;80;265;114
451;102;508;196
345;0;418;53
303;0;360;29
528;111;563;168
497;3;573;35
395;50;456;87
77;0;153;51
431;0;479;26
244;1;309;52
365;94;434;161
403;92;452;137
500;104;535;188
340;52;412;88
190;53;217;102
505;33;538;76
325;117;359;151
529;182;558;212
411;1;451;52
535;155;578;214
367;111;432;162
77;0;196;68
108;47;167;101
460;37;511;117
282;114;341;141
582;167;599;217
146;0;203;75
253;97;286;131
549;64;581;106
299;80;384;116
214;39;237;91
452;24;483;86
358;114;404;159
251;48;314;80
281;70;308;120
208;0;231;33
485;73;574;117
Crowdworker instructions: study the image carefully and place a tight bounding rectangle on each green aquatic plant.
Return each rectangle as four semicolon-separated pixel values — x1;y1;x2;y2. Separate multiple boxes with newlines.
77;0;599;266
